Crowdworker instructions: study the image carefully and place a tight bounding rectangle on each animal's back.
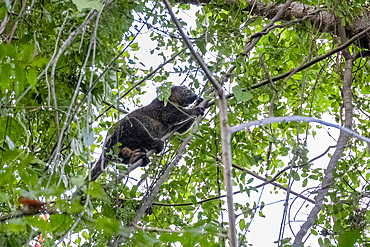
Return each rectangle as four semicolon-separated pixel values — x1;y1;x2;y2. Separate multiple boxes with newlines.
127;99;168;138
88;86;204;182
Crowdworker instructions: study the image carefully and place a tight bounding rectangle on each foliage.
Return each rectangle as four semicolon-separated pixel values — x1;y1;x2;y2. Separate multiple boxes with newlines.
0;0;370;246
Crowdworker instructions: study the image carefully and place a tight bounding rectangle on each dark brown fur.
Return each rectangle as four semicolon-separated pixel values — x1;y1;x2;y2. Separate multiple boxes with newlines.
89;86;204;181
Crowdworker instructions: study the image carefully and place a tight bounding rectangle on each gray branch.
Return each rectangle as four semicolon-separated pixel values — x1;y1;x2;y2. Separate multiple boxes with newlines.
231;116;370;143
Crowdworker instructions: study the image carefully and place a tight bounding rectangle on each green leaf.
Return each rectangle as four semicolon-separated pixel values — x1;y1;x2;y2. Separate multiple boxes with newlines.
72;0;102;11
338;230;361;247
5;135;15;149
83;128;95;146
233;86;253;102
130;185;138;198
292;170;300;181
239;219;245;230
0;63;12;92
157;82;172;106
302;178;308;187
257;93;270;102
133;230;161;246
0;192;9;202
189;195;197;205
130;42;139;51
96;217;120;235
87;182;107;200
195;40;207;55
4;0;11;11
71;177;85;187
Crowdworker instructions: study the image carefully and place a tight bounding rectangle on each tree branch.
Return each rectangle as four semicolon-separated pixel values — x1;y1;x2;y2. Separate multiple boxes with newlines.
292;19;354;246
162;1;237;245
49;11;97;140
131;222;228;238
232;164;315;204
241;0;293;55
120;145;339;212
49;12;99;166
250;25;370;89
231;116;370;143
162;0;221;92
177;0;370;49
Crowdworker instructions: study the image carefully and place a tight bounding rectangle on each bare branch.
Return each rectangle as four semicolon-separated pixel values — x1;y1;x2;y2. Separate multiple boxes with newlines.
6;0;28;44
162;0;221;92
232;164;315;204
231;116;370;143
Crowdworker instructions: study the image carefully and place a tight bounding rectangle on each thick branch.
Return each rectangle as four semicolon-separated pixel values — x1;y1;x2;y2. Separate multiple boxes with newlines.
293;21;354;246
163;0;221;92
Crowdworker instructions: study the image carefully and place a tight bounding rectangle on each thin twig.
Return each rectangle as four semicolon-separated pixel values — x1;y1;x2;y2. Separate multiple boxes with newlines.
94;49;185;121
48;15;97;166
6;0;27;44
232;164;315;204
162;0;221;92
49;10;96;140
131;222;228;238
241;0;293;55
250;25;370;89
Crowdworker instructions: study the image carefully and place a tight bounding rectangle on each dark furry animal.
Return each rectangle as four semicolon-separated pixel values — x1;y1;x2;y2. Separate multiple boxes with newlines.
89;86;204;181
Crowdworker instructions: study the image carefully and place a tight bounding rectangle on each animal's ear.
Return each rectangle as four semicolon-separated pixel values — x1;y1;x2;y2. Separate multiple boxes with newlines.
156;82;172;106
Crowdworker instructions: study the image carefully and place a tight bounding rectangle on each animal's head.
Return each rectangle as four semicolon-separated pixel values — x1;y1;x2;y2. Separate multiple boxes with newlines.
169;86;199;107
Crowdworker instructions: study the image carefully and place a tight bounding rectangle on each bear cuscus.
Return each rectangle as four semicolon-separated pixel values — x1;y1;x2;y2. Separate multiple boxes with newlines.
89;86;204;181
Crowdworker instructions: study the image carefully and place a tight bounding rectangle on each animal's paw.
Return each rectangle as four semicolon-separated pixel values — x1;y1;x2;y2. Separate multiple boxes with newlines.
155;139;165;154
195;97;204;106
140;156;150;167
130;148;149;167
195;107;205;116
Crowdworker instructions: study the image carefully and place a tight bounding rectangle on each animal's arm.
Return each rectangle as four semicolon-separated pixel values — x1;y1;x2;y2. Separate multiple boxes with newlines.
164;104;204;125
164;105;204;133
175;119;195;133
